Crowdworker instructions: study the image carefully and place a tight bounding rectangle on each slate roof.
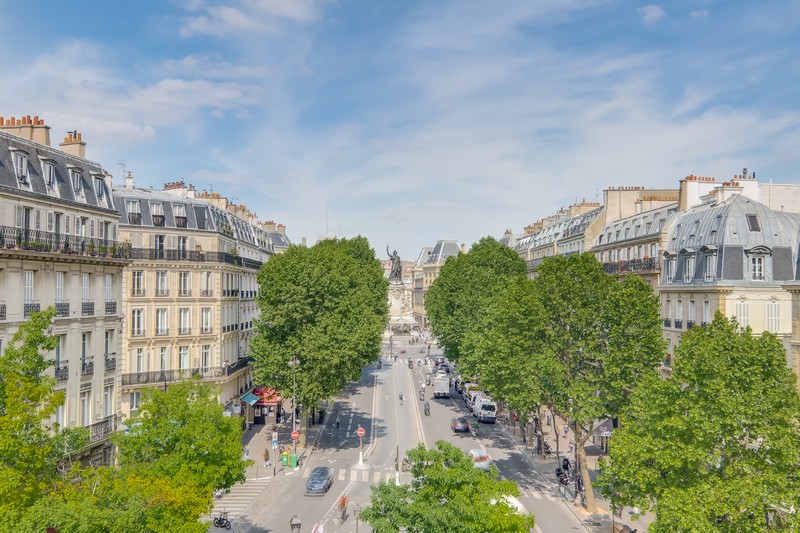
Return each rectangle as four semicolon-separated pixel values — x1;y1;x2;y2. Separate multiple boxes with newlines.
594;203;678;248
416;246;433;266
0;130;116;213
427;240;460;264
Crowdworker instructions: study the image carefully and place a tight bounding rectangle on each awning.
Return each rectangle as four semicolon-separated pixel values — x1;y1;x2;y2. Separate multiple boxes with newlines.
240;392;259;406
254;386;282;406
591;418;614;437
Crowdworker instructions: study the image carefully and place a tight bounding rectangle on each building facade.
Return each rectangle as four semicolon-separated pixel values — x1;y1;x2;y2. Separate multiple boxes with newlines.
0;116;127;465
113;179;282;423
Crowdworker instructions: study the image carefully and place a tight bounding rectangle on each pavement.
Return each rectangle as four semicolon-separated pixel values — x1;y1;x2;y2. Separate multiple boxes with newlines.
497;410;653;532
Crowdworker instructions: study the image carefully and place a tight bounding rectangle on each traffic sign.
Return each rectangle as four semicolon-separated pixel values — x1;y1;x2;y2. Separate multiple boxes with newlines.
356;426;366;438
272;439;278;447
291;430;300;440
272;431;278;441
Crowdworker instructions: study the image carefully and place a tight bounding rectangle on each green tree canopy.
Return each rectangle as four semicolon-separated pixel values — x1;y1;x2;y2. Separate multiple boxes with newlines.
251;237;388;413
599;314;800;532
361;441;535;533
425;236;527;362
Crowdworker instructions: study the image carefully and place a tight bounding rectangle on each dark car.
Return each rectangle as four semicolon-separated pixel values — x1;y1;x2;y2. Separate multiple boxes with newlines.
438;363;451;374
451;417;470;433
305;466;333;496
434;356;446;366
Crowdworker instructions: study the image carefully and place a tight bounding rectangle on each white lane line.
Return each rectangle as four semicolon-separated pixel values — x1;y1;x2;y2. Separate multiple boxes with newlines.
365;372;379;457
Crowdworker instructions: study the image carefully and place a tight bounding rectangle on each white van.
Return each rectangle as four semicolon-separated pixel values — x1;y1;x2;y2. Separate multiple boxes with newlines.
465;390;481;411
472;394;497;423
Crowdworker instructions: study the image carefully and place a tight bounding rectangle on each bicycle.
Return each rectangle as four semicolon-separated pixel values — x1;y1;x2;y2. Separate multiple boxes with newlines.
338;495;349;522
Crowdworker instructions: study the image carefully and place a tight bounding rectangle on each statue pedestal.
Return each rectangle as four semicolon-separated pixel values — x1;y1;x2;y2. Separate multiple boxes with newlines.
387;279;415;334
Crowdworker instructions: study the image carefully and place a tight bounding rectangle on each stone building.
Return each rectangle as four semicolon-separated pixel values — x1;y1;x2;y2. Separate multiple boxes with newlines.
0;115;128;465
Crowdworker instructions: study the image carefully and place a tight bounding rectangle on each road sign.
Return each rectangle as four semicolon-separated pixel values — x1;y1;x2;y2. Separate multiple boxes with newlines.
291;430;300;440
272;431;278;441
356;427;365;438
272;439;278;447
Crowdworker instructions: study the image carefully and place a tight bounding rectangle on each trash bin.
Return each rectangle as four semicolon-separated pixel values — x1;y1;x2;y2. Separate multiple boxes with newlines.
282;451;289;466
290;453;298;468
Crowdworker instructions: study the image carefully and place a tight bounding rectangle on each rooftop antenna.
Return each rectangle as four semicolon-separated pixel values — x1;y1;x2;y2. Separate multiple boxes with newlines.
117;160;127;177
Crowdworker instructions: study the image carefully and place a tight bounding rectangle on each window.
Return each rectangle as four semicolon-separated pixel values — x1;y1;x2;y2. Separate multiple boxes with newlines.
104;386;113;418
751;256;764;280
80;391;91;426
81;332;89;365
55;403;64;428
151;202;165;226
178;236;189;258
703;301;711;324
675;300;683;321
201;345;211;370
131;270;144;296
683;256;694;282
156;271;168;296
131;309;144;336
688;300;695;324
179;346;189;370
734;301;749;329
179;308;191;334
134;347;145;372
55;335;64;368
160;347;169;371
664;257;675;281
55;272;65;303
156;308;168;335
705;254;716;281
105;330;113;356
746;214;761;232
766;302;780;333
126;200;142;225
179;271;190;296
130;392;141;413
202;308;212;333
105;274;113;303
201;271;213;296
42;161;56;190
13;151;28;182
94;178;105;199
81;273;90;302
154;235;165;258
70;169;83;196
24;270;34;303
174;204;187;228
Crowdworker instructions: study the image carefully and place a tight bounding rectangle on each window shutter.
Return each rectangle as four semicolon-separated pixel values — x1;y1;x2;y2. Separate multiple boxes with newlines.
15;206;23;228
47;212;54;232
75;217;80;235
65;215;71;234
90;219;95;237
35;210;41;230
189;236;196;252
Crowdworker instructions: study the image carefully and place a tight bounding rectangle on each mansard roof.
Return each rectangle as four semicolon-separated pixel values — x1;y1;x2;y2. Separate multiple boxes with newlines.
427;240;459;264
595;203;678;248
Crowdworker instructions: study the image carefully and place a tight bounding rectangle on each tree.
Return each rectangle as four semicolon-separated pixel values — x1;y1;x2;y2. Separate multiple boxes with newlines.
530;254;665;512
0;308;88;516
599;314;800;532
251;237;388;438
361;441;535;532
425;237;527;362
113;378;248;494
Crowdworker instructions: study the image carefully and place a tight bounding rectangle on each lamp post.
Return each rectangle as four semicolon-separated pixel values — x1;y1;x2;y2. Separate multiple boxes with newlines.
354;504;361;533
288;356;300;453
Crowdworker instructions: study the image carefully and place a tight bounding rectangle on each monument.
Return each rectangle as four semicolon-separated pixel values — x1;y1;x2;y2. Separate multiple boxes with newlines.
386;245;415;334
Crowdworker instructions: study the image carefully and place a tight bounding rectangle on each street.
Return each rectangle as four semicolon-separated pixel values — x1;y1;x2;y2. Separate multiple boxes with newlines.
211;338;627;532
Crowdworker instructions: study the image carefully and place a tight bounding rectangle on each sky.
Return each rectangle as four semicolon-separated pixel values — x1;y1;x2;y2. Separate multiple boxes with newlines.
2;0;800;260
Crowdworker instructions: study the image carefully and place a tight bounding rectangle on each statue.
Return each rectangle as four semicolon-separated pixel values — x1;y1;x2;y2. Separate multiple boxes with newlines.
387;246;402;280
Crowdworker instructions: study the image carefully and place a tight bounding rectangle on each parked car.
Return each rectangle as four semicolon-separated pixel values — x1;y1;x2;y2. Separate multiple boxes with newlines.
451;417;470;433
305;466;333;495
469;449;492;471
437;363;451;374
434;356;446;366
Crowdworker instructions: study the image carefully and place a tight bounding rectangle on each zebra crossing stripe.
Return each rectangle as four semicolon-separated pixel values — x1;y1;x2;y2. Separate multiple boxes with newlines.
338;468;346;480
350;469;358;481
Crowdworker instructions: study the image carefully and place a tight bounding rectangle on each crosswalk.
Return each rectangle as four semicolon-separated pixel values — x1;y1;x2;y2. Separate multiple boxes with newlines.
305;466;397;484
210;477;272;519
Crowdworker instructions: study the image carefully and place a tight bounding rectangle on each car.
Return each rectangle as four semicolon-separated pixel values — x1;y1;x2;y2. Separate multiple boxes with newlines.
437;363;451;374
305;466;333;495
434;356;446;366
469;449;492;471
451;417;470;432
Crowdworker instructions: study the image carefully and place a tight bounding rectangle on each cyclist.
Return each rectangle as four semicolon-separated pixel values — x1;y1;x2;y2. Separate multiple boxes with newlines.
338;495;349;520
399;392;404;405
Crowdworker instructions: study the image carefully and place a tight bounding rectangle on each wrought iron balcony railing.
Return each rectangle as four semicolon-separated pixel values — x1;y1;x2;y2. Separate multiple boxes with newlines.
55;302;70;317
105;301;117;315
82;301;95;316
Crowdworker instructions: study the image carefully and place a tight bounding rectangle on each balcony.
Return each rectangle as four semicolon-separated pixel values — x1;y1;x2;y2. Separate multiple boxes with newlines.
0;303;5;321
226;356;253;376
105;353;116;372
121;367;226;386
131;328;146;337
674;319;683;329
24;302;40;318
687;320;695;329
55;364;69;381
152;214;165;227
124;248;263;270
0;226;129;259
179;289;192;297
663;318;671;328
82;301;95;316
88;415;118;444
201;326;212;334
603;257;660;275
200;289;213;297
81;359;94;376
155;288;169;297
156;327;169;336
128;212;142;225
55;302;70;317
179;327;192;335
105;301;117;315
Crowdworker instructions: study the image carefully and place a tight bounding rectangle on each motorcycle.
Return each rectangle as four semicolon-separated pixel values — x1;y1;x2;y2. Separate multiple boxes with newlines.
213;511;232;530
555;467;569;486
401;458;412;472
408;360;414;369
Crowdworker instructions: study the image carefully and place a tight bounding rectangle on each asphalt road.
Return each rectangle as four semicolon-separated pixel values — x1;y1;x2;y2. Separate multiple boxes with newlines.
234;339;609;532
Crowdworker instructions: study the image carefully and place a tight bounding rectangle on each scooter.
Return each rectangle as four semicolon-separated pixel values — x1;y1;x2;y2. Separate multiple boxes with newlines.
555;467;569;486
213;511;232;530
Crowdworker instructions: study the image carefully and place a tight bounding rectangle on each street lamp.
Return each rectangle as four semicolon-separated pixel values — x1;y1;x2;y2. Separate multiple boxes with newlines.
288;355;300;453
354;504;361;533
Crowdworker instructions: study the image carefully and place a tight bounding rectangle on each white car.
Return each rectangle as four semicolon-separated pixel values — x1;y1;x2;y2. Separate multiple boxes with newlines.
469;449;492;471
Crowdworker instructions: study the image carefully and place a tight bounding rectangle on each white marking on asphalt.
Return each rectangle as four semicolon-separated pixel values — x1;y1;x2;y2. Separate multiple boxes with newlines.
373;471;381;483
361;470;369;482
350;469;357;481
338;468;346;481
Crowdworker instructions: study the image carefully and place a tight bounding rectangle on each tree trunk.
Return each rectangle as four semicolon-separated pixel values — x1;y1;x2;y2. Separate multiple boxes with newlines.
577;428;598;513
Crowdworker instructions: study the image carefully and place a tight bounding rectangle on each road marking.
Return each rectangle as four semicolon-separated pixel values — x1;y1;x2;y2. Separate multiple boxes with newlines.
386;472;394;482
373;471;381;483
350;469;357;481
338;469;346;481
361;470;369;482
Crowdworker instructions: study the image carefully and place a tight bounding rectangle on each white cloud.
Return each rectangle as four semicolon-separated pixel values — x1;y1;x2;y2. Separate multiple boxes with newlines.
180;0;319;37
690;9;709;19
639;5;666;25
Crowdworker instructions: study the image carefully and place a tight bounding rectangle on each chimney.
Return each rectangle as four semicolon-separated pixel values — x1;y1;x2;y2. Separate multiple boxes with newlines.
0;115;52;146
277;223;286;234
59;130;87;158
124;171;135;189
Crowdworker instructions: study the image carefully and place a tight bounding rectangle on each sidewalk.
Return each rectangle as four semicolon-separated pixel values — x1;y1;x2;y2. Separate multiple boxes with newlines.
501;412;652;532
241;411;326;480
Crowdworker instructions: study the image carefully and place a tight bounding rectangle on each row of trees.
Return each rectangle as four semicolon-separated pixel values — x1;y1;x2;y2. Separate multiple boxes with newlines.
425;236;800;529
0;309;249;532
425;237;665;512
251;236;389;438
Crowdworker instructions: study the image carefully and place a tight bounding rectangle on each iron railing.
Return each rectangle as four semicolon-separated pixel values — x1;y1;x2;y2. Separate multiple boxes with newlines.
82;301;95;316
226;356;253;376
603;257;659;275
88;415;118;444
105;353;116;372
121;366;227;386
55;364;69;381
0;225;129;259
125;248;262;270
0;303;5;321
81;359;94;376
674;319;683;329
105;301;117;314
24;302;40;318
663;318;671;328
56;302;70;317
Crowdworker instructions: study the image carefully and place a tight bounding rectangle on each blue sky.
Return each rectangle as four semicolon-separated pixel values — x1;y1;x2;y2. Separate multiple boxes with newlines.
2;0;799;260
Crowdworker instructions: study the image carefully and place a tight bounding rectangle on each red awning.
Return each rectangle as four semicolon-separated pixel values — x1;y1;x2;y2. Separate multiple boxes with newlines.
253;386;283;406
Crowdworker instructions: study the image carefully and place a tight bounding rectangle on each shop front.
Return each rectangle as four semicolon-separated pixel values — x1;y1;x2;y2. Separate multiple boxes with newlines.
253;386;283;426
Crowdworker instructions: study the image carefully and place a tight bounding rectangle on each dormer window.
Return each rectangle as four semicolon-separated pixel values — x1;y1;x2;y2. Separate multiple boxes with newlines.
94;177;105;200
10;149;31;189
69;167;84;197
151;202;165;227
43;162;56;188
126;200;142;225
746;214;761;232
174;204;187;228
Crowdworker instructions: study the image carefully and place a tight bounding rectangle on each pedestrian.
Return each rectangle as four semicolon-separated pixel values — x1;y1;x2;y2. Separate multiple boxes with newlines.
336;415;340;428
264;448;270;467
562;424;569;439
244;444;250;459
545;412;552;426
